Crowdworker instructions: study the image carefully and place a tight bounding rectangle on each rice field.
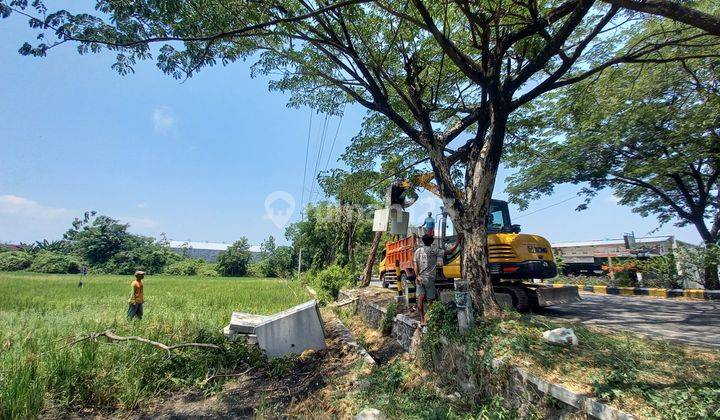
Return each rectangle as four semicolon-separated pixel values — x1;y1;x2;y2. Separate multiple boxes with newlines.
0;272;309;417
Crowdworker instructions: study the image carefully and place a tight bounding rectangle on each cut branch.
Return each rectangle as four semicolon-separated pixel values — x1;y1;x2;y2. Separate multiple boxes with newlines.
68;330;221;356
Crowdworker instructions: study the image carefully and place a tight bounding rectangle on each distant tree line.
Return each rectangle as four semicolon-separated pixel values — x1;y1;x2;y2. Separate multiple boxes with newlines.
0;211;256;277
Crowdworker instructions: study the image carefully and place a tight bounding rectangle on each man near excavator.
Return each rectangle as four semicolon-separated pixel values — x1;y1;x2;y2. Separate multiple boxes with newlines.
413;234;437;326
422;211;435;236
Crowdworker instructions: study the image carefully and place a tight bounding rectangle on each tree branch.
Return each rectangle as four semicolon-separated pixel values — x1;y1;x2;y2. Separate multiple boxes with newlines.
601;0;720;36
14;0;373;49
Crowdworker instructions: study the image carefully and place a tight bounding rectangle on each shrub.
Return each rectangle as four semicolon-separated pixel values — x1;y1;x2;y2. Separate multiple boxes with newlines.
104;246;181;275
0;251;34;271
196;263;219;277
311;265;354;304
165;259;202;276
164;259;218;277
247;261;266;278
216;238;252;277
29;252;81;274
630;255;684;289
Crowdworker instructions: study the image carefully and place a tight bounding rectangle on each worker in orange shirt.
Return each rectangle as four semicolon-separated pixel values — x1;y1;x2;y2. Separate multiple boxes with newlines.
127;271;145;320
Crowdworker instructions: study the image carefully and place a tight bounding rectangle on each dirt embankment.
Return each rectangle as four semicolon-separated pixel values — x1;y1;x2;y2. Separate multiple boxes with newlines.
130;309;371;419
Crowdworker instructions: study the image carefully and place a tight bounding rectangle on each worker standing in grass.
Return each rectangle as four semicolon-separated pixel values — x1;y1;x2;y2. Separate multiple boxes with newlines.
422;211;435;237
414;234;438;326
127;271;145;320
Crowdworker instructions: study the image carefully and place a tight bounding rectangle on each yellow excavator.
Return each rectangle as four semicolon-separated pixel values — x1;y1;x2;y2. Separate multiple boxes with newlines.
378;173;580;311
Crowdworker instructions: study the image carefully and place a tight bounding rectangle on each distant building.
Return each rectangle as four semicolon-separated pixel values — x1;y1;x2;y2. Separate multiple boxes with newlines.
168;240;262;263
552;235;700;286
0;243;23;251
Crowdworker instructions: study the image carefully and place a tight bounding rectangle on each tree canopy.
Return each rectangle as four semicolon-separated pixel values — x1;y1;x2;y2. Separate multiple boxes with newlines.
4;0;720;311
506;43;719;244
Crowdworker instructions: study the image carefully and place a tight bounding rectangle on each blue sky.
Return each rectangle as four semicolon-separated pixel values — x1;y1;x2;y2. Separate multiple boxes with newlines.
0;12;702;246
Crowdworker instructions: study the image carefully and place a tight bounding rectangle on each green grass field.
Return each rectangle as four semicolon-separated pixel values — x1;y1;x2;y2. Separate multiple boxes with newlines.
0;272;308;418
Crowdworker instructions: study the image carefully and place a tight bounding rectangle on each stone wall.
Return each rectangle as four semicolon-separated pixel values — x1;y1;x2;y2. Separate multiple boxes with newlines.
360;301;386;330
338;290;420;352
340;288;634;420
393;314;419;351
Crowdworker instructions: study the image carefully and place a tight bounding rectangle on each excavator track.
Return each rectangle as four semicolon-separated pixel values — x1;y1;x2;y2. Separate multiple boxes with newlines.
494;285;530;312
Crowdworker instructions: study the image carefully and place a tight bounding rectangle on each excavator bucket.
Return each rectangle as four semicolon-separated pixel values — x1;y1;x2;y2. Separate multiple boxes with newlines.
535;285;581;307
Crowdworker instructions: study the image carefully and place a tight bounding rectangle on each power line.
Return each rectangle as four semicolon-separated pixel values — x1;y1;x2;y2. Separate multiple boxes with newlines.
514;195;579;220
364;156;430;192
299;109;313;218
309;113;330;203
322;108;346;176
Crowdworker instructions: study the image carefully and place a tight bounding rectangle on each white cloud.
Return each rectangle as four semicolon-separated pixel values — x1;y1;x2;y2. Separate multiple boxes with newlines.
0;195;72;219
152;106;176;134
608;194;621;204
0;195;74;243
136;203;147;209
0;195;162;243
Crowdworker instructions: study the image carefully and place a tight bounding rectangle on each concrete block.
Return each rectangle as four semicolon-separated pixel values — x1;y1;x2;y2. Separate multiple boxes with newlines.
684;289;705;300
254;300;326;358
593;285;607;294
667;289;684;298
223;325;258;345
647;288;668;298
439;289;454;304
706;290;720;300
229;312;270;334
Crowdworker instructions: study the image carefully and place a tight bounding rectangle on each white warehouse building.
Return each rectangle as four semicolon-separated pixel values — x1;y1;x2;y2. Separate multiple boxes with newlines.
168;240;262;263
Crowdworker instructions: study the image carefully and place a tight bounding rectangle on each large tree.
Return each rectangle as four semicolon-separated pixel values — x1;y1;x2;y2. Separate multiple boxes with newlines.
3;0;719;313
505;44;720;288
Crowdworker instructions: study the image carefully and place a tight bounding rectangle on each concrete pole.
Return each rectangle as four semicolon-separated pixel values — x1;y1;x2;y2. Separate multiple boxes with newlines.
297;248;303;280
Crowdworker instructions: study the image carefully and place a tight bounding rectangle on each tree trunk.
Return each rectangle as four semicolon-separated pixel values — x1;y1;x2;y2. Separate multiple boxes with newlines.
704;264;719;290
703;240;719;290
459;106;508;315
361;231;383;287
693;217;719;290
461;225;499;316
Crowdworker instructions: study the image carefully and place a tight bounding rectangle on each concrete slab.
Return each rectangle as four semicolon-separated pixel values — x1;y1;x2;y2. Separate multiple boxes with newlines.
254;300;326;358
229;312;270;334
223;325;258;345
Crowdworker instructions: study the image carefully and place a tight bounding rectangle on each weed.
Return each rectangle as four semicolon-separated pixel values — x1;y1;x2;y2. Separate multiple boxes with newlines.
381;301;397;336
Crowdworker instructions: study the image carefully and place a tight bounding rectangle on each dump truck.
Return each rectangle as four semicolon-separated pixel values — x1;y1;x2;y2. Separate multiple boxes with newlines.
378;175;580;312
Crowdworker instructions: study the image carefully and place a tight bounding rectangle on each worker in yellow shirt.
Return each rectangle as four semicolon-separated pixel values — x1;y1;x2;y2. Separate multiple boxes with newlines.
127;271;145;320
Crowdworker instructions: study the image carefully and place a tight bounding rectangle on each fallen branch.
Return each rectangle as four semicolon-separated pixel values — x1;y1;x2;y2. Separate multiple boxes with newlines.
202;366;254;385
68;329;221;356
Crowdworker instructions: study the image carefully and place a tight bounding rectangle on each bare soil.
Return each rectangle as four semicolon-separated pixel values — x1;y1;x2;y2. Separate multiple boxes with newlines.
129;310;369;419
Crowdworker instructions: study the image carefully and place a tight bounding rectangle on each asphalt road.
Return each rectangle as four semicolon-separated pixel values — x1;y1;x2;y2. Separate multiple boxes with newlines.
370;280;720;348
541;294;720;349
